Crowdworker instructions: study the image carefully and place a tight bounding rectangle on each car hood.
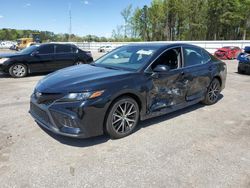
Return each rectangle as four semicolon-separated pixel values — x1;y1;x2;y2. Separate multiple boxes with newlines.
36;64;135;93
0;53;27;58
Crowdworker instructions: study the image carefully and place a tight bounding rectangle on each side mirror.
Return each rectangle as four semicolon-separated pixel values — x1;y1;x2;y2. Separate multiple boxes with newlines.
31;51;39;56
153;65;170;72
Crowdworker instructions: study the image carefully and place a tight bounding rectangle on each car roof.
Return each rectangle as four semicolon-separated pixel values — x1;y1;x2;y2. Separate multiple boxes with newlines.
39;43;77;47
125;42;202;49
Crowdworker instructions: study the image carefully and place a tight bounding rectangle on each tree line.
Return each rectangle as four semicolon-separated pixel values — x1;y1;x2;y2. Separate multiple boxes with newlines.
0;28;115;42
1;0;250;42
114;0;250;41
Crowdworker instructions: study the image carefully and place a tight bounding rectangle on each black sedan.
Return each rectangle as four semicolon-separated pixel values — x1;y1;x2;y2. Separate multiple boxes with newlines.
29;43;227;139
0;43;93;78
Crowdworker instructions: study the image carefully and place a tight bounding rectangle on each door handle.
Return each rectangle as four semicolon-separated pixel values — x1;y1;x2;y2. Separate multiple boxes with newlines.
181;71;185;76
208;66;213;71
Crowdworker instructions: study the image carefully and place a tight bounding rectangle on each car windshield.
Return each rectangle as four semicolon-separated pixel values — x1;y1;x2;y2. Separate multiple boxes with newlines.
18;45;39;54
94;45;159;71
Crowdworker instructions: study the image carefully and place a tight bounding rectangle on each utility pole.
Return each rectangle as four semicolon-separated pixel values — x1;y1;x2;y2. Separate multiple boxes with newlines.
69;3;72;42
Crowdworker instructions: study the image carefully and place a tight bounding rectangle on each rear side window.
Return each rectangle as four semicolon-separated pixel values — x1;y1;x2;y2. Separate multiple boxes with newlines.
72;46;79;53
202;50;211;63
183;47;209;67
56;45;71;53
38;45;54;54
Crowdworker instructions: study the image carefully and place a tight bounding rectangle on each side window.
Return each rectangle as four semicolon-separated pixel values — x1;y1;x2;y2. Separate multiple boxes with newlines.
56;45;71;53
38;45;54;54
183;47;209;67
151;47;181;70
71;47;78;53
202;50;211;64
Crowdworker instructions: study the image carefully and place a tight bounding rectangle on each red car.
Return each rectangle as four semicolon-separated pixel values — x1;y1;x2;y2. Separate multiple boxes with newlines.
214;46;242;60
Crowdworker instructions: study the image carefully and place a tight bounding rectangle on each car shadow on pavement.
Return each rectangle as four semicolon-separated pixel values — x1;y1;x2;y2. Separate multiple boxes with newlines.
136;94;224;132
0;72;50;78
39;94;224;147
39;125;110;147
235;71;250;76
0;73;11;78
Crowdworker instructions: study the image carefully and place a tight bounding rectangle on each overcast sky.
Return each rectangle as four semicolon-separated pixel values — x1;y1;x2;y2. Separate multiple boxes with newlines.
0;0;151;37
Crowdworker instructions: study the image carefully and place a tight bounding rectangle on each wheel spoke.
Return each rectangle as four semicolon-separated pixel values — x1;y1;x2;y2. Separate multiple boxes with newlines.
126;118;135;123
118;105;125;115
112;118;122;125
126;104;134;115
113;113;122;119
115;121;123;132
127;111;136;116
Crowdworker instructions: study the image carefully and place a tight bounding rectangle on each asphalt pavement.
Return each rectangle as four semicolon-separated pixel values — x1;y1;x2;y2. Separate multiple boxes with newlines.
0;51;249;188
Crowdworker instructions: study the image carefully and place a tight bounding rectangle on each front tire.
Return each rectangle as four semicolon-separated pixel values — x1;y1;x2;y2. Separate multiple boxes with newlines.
202;78;221;105
9;63;28;78
105;97;139;139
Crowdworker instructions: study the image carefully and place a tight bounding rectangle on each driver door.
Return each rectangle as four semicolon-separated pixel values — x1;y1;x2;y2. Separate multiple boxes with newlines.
147;47;190;112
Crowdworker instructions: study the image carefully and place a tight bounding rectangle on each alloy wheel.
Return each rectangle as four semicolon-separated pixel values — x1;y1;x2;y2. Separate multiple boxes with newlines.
208;80;220;103
112;101;137;134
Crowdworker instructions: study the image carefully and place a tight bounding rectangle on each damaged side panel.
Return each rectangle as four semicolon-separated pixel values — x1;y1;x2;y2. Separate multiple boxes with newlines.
148;70;189;112
147;64;211;114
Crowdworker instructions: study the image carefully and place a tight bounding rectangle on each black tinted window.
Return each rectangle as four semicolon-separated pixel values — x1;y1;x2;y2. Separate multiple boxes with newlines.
151;47;181;70
72;46;78;53
183;47;207;67
56;45;71;53
39;45;54;54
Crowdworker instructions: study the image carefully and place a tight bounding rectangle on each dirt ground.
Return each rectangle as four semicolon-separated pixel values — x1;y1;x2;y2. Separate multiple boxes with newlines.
0;50;249;187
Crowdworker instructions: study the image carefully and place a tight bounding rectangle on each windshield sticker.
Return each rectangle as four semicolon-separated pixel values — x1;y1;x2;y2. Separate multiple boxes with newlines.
136;50;153;56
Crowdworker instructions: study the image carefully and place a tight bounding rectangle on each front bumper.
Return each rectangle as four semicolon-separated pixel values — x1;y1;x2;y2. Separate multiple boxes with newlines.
29;94;108;138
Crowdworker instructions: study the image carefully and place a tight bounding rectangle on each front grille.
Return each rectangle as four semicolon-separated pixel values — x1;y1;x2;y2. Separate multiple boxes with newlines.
30;103;51;125
34;92;63;105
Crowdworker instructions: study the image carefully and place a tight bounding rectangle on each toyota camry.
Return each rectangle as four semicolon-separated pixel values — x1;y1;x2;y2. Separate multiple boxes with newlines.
29;43;227;139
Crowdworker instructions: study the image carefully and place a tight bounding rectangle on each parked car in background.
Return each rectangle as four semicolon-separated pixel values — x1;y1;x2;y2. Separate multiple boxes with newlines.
237;46;250;74
0;41;17;49
0;43;93;78
98;45;114;53
29;43;227;139
214;46;242;60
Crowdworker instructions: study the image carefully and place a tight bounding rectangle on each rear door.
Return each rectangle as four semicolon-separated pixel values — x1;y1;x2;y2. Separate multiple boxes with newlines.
181;46;212;101
53;44;76;70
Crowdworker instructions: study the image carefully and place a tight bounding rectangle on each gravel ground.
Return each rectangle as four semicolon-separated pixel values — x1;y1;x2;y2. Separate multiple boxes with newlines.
0;50;249;188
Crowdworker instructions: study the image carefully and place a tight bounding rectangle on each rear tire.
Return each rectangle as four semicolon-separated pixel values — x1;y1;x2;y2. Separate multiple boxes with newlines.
9;63;28;78
105;97;139;139
202;78;221;105
238;67;243;74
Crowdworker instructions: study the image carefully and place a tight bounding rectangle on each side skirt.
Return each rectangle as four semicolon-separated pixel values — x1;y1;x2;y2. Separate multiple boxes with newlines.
140;97;204;121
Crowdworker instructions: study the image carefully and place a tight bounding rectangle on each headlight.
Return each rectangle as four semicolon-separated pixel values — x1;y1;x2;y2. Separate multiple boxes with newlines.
59;90;105;102
0;58;9;64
